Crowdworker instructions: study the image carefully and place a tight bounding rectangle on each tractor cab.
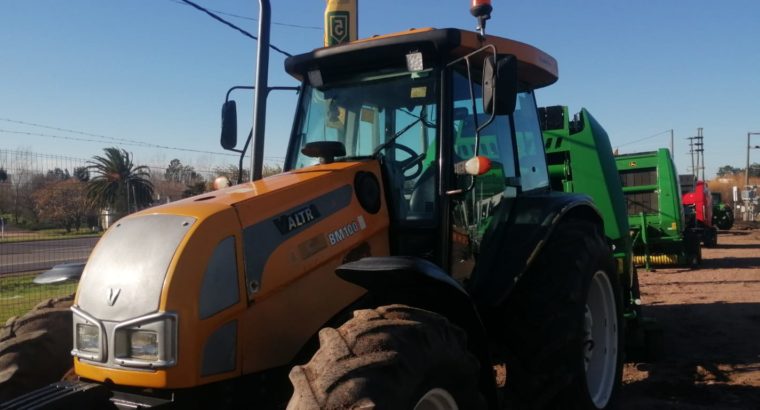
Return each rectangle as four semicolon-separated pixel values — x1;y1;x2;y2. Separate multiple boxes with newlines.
281;28;556;274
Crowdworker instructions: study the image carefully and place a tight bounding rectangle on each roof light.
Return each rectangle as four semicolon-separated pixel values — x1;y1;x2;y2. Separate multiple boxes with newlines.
470;0;493;36
406;51;424;72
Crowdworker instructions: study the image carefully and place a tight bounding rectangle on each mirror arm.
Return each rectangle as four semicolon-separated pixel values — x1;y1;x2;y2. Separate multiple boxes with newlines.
236;129;253;184
445;46;497;197
226;86;256;103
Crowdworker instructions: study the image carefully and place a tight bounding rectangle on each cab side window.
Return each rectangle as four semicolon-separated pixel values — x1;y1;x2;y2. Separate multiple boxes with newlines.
449;70;517;281
513;92;549;191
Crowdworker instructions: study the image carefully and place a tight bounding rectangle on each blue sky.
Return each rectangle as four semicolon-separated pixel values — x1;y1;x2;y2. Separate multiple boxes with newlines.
2;0;759;177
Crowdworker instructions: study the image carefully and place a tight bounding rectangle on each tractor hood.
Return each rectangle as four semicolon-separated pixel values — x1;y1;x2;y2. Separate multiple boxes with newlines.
76;161;374;321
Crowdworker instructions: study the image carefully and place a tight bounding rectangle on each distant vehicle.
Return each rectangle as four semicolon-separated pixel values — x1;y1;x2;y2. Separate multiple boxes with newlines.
682;181;718;247
615;149;701;269
710;192;734;230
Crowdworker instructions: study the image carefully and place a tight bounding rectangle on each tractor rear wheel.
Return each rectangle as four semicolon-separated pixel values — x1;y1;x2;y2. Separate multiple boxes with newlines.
287;304;486;410
0;294;74;401
500;220;623;409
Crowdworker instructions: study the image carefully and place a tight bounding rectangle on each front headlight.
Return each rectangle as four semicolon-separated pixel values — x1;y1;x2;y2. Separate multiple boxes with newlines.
114;312;177;368
128;329;159;361
71;306;106;362
76;323;100;353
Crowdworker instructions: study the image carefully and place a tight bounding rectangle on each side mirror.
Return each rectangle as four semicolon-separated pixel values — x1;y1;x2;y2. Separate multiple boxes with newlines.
483;54;518;115
220;100;238;150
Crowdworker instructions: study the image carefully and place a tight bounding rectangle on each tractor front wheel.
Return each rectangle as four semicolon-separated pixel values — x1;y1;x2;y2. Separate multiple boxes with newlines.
287;305;486;410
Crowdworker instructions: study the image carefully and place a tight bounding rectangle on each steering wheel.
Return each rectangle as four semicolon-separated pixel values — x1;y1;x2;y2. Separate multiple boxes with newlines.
390;143;425;180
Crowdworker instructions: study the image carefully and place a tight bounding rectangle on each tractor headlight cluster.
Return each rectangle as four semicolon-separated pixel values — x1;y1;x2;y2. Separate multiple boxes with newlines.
71;307;177;369
71;307;106;362
76;323;101;354
114;312;177;368
127;329;160;361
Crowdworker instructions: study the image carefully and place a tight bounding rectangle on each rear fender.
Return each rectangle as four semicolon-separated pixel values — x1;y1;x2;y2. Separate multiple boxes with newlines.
336;256;497;409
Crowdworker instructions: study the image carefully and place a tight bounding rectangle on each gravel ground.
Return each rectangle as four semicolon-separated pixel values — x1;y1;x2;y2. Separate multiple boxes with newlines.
620;228;760;409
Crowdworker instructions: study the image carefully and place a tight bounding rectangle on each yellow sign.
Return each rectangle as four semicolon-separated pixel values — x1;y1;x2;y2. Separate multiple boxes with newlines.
324;0;358;46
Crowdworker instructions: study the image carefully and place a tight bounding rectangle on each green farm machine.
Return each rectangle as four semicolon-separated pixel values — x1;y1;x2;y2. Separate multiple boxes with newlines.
711;192;734;230
538;106;658;355
614;149;701;270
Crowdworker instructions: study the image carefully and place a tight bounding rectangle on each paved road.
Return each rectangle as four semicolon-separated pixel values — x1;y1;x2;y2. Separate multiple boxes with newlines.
0;237;99;274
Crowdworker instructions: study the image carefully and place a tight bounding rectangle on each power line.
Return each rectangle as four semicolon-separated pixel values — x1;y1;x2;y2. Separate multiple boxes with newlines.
173;0;293;58
0;118;285;161
0;128;236;157
1;117;166;148
617;130;672;148
168;0;321;30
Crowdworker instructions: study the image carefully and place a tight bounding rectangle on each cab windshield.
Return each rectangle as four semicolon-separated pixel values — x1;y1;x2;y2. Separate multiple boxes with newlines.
288;70;438;170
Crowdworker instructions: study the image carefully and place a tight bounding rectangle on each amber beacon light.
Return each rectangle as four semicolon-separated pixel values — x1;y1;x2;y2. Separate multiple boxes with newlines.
470;0;492;35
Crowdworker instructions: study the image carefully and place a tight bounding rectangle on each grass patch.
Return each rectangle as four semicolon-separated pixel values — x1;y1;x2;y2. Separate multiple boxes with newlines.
0;272;77;324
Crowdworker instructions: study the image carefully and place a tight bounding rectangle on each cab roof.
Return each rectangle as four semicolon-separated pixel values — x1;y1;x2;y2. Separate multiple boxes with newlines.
285;28;558;90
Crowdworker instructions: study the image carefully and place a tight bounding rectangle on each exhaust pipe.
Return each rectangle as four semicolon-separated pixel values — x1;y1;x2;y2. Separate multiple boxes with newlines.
250;0;271;181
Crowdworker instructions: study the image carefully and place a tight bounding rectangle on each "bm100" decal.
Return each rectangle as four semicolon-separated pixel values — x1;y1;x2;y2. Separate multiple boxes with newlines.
328;215;367;246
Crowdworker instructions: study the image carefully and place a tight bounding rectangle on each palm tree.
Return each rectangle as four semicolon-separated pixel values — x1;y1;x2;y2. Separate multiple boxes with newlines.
87;147;154;215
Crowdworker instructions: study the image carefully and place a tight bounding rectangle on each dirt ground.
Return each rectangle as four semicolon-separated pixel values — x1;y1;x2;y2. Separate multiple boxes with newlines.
621;227;760;409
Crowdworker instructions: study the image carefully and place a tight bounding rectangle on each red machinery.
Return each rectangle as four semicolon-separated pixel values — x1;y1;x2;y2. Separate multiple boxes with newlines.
682;180;718;247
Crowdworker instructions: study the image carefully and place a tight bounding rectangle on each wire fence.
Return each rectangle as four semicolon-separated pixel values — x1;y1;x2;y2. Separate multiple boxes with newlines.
0;271;78;324
0;148;249;323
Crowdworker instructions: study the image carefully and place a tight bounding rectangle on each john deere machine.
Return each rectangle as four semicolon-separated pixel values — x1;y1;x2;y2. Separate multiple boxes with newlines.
539;105;659;356
614;149;701;270
6;1;626;409
711;191;734;230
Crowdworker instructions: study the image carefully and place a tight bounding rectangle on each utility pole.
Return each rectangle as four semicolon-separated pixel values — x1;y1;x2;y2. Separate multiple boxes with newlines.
746;132;760;187
688;136;695;185
696;128;704;181
670;129;674;158
688;128;704;181
744;132;760;221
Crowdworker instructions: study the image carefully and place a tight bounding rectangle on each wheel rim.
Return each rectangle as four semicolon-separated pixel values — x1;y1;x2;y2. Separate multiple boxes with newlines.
583;270;618;408
414;388;458;410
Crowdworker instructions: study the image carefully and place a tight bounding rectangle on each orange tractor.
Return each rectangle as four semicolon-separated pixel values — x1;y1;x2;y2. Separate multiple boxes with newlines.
6;1;625;409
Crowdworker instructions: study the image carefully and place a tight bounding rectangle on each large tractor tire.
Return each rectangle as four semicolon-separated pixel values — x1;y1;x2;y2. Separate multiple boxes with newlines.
500;220;623;410
287;305;487;410
0;294;74;401
713;208;734;230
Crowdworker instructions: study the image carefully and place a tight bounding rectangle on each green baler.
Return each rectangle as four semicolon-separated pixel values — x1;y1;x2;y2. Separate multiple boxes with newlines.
538;106;661;355
614;149;700;269
539;106;632;278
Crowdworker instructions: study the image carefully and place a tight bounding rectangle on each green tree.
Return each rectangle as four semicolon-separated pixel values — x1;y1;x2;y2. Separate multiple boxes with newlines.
32;179;91;232
165;159;185;182
165;159;203;185
46;167;70;181
717;165;740;177
0;168;7;182
750;163;760;178
87;147;154;215
73;166;90;182
182;181;208;198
